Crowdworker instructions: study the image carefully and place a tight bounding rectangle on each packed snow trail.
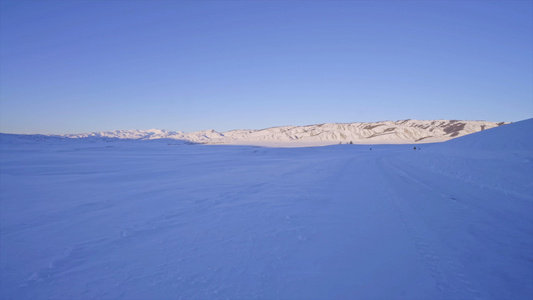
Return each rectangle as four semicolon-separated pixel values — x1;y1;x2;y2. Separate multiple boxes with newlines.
1;121;532;299
379;155;532;300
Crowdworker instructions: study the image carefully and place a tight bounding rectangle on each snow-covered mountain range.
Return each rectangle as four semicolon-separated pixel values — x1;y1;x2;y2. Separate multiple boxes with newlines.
59;119;508;145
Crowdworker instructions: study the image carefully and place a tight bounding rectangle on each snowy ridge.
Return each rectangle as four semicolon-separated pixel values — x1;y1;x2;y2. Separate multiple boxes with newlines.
58;119;507;145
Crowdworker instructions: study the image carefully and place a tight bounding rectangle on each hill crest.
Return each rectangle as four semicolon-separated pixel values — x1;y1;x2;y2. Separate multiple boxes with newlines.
56;119;508;145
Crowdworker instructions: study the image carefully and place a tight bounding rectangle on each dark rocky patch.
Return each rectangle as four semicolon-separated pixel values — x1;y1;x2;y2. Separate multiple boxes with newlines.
444;122;466;137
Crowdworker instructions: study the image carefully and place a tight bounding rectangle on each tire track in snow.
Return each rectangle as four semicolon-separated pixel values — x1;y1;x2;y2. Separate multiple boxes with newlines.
378;156;483;300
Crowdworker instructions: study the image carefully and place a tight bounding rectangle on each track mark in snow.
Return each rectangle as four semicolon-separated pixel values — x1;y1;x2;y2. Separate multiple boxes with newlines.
379;157;483;300
22;238;109;287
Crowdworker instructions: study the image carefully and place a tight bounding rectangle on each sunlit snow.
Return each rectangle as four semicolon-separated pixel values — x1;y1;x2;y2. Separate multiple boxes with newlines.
61;119;506;146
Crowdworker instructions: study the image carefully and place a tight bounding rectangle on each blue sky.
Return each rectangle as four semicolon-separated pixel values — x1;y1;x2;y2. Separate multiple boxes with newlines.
1;0;532;134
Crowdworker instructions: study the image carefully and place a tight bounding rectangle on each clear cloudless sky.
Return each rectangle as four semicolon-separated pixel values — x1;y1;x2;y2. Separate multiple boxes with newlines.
0;0;532;134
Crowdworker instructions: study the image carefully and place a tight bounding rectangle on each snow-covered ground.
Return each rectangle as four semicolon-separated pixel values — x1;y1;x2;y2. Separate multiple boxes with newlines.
1;119;532;299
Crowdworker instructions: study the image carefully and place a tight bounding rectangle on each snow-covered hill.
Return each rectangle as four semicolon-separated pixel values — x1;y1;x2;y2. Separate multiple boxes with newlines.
59;119;507;145
434;118;533;152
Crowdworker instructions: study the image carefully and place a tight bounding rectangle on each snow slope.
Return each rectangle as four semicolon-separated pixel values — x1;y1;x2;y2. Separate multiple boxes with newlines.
434;117;533;152
0;120;531;299
55;119;506;146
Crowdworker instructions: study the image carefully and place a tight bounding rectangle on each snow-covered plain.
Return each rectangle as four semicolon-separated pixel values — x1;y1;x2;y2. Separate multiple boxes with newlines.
1;119;532;299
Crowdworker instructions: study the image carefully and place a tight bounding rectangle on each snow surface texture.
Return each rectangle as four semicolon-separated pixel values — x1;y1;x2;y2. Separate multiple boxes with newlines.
48;119;507;146
0;119;531;299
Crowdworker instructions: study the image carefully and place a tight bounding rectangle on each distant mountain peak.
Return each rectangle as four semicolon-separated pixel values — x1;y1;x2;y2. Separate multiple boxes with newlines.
57;120;509;146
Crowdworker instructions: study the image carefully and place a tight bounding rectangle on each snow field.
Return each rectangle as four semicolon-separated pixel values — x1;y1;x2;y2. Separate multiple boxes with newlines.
0;120;532;299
